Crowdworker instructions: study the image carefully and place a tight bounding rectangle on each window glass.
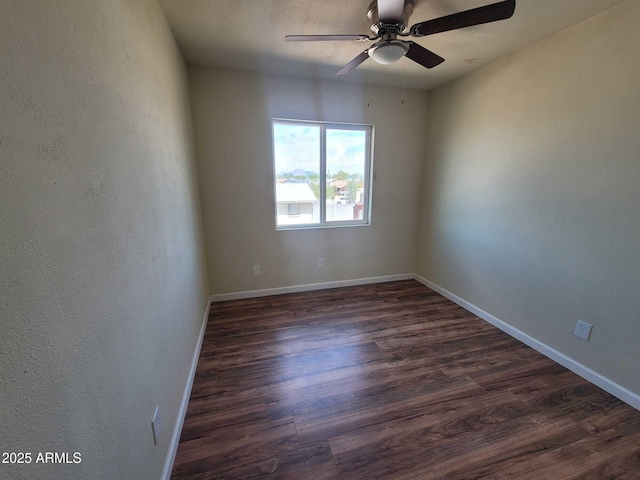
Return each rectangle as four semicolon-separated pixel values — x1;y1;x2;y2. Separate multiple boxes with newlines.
273;123;321;226
326;129;368;222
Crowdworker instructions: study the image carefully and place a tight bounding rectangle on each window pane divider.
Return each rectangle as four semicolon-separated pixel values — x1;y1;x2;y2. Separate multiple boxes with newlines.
320;124;327;225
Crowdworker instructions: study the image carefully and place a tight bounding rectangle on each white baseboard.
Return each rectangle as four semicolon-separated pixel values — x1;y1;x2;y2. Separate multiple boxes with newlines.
161;299;211;480
210;273;414;303
413;274;640;411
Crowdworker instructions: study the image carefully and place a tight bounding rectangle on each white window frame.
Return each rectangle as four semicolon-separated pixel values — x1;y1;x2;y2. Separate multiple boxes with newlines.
272;118;374;230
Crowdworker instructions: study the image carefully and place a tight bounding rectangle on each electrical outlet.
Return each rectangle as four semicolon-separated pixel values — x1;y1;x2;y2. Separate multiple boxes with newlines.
574;320;592;341
317;257;324;269
252;265;261;277
151;407;161;446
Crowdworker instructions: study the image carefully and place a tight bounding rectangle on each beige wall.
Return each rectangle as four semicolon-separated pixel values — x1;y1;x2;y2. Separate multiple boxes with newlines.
0;1;209;479
189;67;428;294
417;1;640;396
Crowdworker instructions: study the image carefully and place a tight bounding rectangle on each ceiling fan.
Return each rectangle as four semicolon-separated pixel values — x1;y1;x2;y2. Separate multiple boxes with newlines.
285;0;516;75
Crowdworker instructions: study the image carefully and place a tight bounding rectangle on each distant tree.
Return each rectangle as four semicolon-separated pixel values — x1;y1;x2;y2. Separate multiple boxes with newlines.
347;180;358;203
326;183;335;200
345;173;363;202
310;180;335;201
309;180;320;200
332;170;348;180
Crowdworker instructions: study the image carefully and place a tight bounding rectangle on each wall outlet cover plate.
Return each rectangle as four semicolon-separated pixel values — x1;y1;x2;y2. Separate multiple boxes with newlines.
574;320;592;341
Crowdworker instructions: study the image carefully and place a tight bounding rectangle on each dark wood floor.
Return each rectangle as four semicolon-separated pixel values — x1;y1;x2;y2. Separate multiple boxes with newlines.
171;280;640;479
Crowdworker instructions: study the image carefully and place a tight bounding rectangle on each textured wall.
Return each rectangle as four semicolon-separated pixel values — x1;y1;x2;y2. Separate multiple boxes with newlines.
417;1;640;397
0;1;209;479
189;67;428;294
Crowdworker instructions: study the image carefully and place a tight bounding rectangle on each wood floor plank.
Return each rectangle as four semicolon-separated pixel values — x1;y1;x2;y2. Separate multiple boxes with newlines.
295;375;481;446
171;280;640;479
332;413;589;480
479;428;640;480
326;388;533;456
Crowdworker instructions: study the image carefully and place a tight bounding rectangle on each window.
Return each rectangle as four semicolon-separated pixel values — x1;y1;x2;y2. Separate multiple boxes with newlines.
272;119;373;229
287;203;300;216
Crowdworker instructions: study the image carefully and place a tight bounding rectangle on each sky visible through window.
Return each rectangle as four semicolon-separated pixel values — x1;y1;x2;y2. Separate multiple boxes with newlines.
273;123;366;177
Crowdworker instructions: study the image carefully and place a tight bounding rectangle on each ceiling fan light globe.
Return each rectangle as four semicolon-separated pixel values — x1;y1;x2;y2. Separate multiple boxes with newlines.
368;42;408;65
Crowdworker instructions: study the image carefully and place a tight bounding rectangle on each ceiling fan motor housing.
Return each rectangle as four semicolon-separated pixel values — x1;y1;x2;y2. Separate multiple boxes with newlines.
367;0;415;35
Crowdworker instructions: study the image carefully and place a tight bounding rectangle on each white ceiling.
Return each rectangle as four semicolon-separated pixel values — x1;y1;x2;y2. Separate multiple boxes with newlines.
158;0;628;91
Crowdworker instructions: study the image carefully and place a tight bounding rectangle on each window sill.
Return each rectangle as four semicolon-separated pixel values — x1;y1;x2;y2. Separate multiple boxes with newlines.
276;221;371;231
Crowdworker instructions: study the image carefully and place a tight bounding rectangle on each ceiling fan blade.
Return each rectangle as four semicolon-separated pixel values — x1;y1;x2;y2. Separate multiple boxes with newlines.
377;0;405;23
410;0;515;37
405;42;445;69
286;34;370;42
335;50;370;76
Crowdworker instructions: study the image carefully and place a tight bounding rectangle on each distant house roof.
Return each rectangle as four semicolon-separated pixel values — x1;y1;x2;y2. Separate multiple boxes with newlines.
275;183;318;203
329;179;348;189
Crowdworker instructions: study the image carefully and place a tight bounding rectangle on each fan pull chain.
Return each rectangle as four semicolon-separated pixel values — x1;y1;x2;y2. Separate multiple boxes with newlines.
367;57;372;108
402;56;406;105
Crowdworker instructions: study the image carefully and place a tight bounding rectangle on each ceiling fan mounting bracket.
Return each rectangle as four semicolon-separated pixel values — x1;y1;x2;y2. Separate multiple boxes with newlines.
367;0;415;36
